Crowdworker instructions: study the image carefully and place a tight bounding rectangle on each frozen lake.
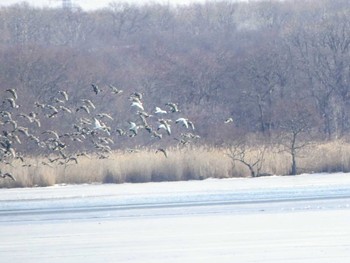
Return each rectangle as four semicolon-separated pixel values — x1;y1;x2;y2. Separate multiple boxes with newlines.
1;173;350;262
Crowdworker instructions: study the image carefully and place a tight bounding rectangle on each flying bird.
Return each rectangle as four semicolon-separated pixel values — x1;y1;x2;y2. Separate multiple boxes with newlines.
42;130;60;139
188;120;195;130
81;99;96;109
128;121;140;136
158;123;171;135
116;128;126;136
130;92;143;100
156;148;168;158
166;102;180;113
6;89;18;100
59;105;72;113
76;105;91;114
176;118;189;129
151;131;162;139
17;113;33;122
58;90;69;101
91;84;101;94
155;107;167;114
224;118;233;124
34;101;46;108
131;101;144;111
4;98;19;108
97;113;113;120
46;105;59;118
0;171;16;181
93;118;107;131
138;111;152;118
109;85;123;94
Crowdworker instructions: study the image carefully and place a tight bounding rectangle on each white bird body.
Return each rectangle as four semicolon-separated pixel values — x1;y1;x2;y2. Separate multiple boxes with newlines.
225;118;233;124
131;101;144;111
155;107;167;114
93;118;110;135
129;121;140;135
6;89;18;100
81;99;96;109
5;98;19;108
158;123;171;135
58;90;69;101
166;102;180;113
109;85;123;94
176;118;189;129
93;118;105;130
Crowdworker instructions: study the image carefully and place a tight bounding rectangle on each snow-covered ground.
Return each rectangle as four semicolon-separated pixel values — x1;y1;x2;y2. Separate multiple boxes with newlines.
1;173;350;262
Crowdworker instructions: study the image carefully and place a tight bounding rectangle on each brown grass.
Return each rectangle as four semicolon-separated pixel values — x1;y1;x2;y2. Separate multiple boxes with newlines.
1;140;350;188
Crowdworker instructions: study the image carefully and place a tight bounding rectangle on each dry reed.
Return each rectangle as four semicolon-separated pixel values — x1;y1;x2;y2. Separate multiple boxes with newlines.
1;140;350;188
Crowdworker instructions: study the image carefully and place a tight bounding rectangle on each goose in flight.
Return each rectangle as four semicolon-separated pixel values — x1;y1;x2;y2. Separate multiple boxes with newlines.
224;118;233;124
93;118;108;131
17;113;35;123
128;121;141;136
138;111;153;118
151;130;162;139
116;128;126;136
109;85;123;94
16;127;30;137
6;89;18;100
54;97;65;104
188;120;195;130
59;105;72;113
156;148;168;158
131;101;144;111
155;107;167;114
130;92;143;100
0;171;16;181
175;118;189;129
165;102;180;113
34;101;46;109
76;152;91;159
158;123;171;135
58;90;69;101
91;84;101;94
76;105;91;114
97;113;113;120
46;105;59;118
4;98;19;108
81;99;96;109
42;130;60;139
4;119;18;130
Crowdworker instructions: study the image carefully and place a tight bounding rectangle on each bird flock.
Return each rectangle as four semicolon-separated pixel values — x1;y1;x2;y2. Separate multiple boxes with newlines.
0;84;202;183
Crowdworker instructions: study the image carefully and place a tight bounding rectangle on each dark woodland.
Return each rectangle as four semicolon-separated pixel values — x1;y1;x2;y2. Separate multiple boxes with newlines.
1;0;350;183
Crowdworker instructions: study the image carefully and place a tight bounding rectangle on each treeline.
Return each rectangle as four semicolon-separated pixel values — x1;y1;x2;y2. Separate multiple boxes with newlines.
1;0;350;150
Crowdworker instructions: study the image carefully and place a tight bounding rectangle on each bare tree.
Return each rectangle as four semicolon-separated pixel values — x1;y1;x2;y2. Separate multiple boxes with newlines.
226;137;267;177
276;100;318;175
285;7;350;139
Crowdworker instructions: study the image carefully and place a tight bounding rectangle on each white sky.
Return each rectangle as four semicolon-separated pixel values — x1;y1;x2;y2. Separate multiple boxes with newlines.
0;0;233;10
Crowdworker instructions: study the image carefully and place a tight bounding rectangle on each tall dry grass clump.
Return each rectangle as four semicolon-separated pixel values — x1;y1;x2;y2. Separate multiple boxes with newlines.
2;140;350;188
301;140;350;173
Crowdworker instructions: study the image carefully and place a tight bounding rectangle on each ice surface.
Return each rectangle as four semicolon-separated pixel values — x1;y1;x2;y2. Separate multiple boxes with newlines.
1;173;350;262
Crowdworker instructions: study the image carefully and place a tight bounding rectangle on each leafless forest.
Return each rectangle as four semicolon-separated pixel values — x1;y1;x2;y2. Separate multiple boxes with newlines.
1;0;350;186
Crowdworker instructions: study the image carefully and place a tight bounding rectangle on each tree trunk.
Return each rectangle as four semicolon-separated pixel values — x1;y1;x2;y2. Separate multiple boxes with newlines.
291;151;297;175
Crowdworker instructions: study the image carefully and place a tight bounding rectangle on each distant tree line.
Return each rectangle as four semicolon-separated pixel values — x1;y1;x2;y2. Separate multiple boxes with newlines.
1;0;350;152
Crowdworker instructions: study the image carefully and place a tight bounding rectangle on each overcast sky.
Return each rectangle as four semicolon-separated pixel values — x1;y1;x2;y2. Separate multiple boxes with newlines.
0;0;236;10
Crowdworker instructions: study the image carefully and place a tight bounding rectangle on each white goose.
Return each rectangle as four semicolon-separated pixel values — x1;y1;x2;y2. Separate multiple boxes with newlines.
129;121;140;136
175;118;189;129
158;123;171;135
131;101;144;111
155;107;167;114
